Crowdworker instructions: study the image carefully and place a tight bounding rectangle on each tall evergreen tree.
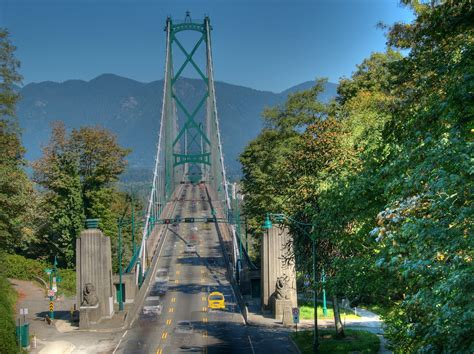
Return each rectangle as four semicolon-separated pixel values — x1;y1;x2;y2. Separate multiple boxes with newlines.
0;28;33;253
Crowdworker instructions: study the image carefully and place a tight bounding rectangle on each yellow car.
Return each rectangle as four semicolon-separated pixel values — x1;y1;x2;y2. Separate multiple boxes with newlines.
208;291;225;310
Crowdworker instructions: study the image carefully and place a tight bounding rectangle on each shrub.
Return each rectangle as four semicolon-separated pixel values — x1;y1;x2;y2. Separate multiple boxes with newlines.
0;275;18;353
0;254;76;296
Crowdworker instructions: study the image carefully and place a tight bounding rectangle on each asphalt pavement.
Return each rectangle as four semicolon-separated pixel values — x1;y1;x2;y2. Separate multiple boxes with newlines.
114;183;270;354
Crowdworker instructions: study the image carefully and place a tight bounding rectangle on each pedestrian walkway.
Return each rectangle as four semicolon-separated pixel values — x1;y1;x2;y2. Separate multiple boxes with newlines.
244;297;392;354
10;279;125;353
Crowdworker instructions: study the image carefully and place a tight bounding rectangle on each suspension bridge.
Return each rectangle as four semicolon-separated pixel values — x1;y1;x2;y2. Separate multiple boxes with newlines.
112;13;264;353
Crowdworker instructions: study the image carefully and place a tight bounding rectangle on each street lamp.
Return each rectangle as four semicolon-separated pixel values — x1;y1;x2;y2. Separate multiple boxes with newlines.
321;269;328;317
117;220;124;311
263;213;320;354
44;256;60;320
117;216;142;311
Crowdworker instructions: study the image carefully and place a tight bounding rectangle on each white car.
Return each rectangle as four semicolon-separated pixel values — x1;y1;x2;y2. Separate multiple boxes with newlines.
184;244;196;254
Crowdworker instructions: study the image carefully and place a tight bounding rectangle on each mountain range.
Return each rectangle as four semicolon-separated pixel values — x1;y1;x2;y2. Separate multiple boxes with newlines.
17;74;337;179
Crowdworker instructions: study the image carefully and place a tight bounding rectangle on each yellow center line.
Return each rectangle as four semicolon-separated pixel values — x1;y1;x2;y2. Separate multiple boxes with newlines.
201;269;205;274
156;348;163;354
171;297;176;303
201;278;205;283
203;317;208;323
176;270;180;275
203;330;208;338
169;307;174;313
201;296;206;301
161;331;168;339
202;306;207;312
166;319;172;325
175;279;179;284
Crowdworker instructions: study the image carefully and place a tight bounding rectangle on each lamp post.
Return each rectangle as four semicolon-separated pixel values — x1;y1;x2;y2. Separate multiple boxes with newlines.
263;213;319;354
117;213;141;311
44;256;59;320
131;189;136;254
321;268;328;317
118;220;124;311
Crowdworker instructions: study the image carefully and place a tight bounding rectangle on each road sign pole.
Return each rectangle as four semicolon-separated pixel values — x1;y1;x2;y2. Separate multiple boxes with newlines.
49;271;54;320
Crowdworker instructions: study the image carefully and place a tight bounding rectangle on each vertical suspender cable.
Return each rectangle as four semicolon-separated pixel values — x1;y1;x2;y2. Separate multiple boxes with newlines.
137;18;171;283
205;17;240;273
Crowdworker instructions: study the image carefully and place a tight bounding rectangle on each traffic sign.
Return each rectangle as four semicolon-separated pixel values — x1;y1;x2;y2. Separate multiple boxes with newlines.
48;289;56;297
292;307;300;324
52;277;57;292
49;302;54;312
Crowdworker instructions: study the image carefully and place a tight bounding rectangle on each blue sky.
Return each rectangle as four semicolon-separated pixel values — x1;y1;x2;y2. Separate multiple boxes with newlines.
1;0;414;92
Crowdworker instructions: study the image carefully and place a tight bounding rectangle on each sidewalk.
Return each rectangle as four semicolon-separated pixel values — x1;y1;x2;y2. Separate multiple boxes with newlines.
10;279;125;353
245;297;391;354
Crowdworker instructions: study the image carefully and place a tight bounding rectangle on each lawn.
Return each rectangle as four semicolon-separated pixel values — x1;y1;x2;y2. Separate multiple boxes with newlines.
299;301;360;320
290;329;380;354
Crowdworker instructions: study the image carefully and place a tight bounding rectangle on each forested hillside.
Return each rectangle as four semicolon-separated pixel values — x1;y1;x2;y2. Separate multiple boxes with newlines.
17;75;336;179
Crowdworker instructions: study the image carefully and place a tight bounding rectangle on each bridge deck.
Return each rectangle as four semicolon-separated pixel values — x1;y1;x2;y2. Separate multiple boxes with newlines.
116;183;253;353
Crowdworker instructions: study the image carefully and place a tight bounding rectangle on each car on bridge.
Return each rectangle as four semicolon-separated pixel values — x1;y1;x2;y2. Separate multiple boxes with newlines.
139;302;162;325
184;244;196;254
208;291;225;310
175;320;193;333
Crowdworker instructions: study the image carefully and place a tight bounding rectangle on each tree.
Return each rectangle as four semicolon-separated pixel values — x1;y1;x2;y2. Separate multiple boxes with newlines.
371;1;474;351
240;80;328;260
33;123;131;267
33;122;85;267
69;126;130;219
241;2;473;351
0;28;33;253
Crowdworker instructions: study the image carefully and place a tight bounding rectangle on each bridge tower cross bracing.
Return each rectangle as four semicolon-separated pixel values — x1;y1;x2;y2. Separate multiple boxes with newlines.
135;13;240;284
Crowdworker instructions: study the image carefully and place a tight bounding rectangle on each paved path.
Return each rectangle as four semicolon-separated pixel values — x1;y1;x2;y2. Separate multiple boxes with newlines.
11;279;124;353
245;297;391;354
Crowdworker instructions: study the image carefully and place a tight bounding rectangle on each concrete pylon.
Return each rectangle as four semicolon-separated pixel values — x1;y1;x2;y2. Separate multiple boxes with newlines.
261;225;297;321
76;220;114;328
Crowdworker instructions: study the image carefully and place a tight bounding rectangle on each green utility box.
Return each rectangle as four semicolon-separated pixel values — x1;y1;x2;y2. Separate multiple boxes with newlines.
16;322;29;347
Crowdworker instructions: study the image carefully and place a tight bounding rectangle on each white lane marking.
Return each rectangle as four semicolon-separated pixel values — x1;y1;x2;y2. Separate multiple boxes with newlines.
112;329;128;354
248;335;255;354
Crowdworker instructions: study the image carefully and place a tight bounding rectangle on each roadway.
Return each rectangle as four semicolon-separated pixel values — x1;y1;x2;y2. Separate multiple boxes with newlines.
114;183;267;354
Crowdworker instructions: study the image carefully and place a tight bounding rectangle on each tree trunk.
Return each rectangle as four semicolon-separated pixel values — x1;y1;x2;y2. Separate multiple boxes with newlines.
333;295;345;338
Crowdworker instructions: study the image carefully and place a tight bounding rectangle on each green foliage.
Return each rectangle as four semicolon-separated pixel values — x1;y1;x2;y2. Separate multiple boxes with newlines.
0;274;17;353
239;79;329;261
32;121;131;267
0;29;21;118
240;1;473;352
290;329;380;354
0;253;76;296
371;2;473;352
0;28;34;254
32;122;85;267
